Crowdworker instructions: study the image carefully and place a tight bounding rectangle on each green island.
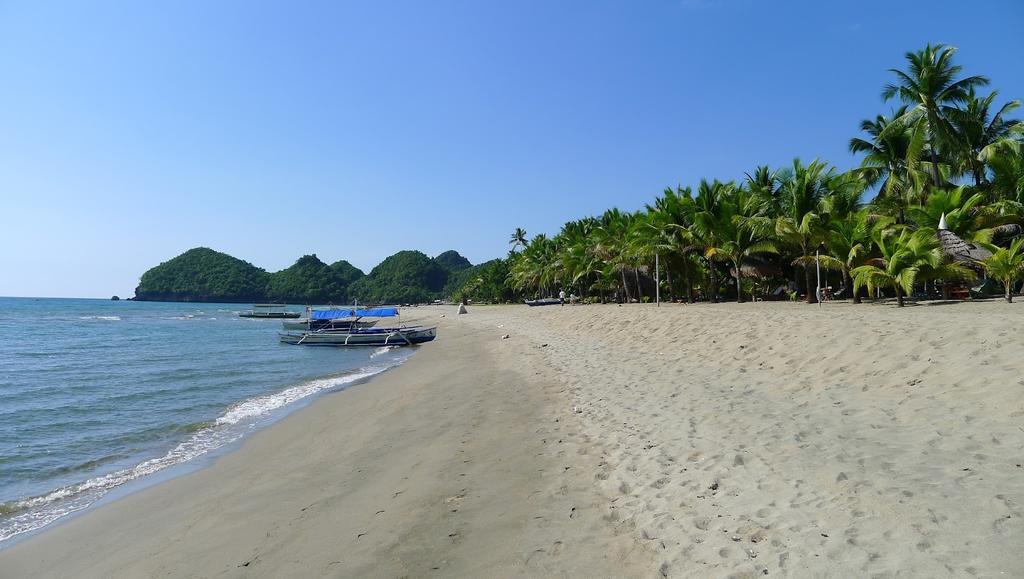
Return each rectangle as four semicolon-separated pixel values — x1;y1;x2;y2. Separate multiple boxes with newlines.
134;247;476;304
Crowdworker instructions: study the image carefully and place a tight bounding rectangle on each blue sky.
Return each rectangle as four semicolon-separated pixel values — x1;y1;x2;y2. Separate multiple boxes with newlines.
2;0;1022;298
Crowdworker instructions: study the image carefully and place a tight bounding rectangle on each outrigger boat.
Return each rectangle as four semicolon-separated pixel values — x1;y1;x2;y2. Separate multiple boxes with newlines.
525;298;561;307
279;307;436;346
240;304;301;319
281;306;378;331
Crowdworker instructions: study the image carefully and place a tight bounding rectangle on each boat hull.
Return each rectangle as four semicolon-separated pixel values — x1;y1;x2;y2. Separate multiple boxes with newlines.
525;298;561;307
281;319;378;331
279;326;437;346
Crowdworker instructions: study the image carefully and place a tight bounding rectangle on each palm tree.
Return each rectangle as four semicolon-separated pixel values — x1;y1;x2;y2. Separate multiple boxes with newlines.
944;90;1022;188
818;209;881;304
982;238;1024;303
509;227;528;251
705;186;777;302
593;209;637;302
746;166;784;216
648;186;701;302
907;186;994;243
775;159;833;303
882;44;989;191
688;179;736;302
989;146;1024;204
508;234;557;296
852;228;973;307
560;218;602;299
850;106;927;211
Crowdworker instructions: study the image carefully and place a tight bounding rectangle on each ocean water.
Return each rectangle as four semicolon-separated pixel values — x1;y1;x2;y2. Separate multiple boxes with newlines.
0;297;413;543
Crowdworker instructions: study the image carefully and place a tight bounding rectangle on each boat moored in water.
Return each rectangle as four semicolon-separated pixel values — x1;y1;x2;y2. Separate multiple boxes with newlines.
240;304;301;318
281;306;378;330
278;307;436;346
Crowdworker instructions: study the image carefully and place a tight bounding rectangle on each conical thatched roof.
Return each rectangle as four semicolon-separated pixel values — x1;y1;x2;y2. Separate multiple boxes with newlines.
937;213;992;264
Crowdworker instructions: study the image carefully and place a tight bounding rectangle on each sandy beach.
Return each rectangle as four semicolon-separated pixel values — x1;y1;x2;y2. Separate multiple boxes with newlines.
2;301;1022;578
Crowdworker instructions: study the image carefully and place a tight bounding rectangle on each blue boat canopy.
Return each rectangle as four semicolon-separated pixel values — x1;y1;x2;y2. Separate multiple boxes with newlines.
357;307;399;318
311;307;399;320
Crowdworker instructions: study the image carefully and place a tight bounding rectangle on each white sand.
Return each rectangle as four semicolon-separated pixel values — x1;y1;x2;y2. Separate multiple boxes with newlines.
1;301;1021;577
464;301;1024;577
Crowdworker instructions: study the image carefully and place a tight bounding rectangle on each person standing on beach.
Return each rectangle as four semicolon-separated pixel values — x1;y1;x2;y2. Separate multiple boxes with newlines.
559;289;565;305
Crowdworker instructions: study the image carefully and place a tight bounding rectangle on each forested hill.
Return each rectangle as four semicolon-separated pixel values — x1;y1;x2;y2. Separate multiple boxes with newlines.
133;247;474;304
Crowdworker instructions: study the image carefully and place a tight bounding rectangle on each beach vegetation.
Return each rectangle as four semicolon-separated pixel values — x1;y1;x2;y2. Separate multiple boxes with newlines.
982;238;1024;303
462;43;1023;307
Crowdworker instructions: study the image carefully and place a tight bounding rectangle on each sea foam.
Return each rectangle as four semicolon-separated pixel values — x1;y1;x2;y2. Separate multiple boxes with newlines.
0;354;411;543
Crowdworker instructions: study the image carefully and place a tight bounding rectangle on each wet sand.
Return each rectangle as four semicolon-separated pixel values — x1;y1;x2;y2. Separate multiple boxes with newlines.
0;307;650;578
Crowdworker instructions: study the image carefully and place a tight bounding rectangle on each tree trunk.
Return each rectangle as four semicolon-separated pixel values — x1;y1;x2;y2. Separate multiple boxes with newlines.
707;260;718;303
846;271;859;304
620;269;631;303
929;144;942;190
666;268;675;302
685;276;693;304
634;267;642;303
734;260;743;303
1006;280;1013;303
896;287;905;307
804;258;815;304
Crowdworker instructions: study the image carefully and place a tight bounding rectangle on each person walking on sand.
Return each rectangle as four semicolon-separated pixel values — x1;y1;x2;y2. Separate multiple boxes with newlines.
559;289;565;305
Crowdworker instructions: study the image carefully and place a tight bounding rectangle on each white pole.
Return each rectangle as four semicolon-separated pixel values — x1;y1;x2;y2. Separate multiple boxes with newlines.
815;248;822;308
655;253;661;307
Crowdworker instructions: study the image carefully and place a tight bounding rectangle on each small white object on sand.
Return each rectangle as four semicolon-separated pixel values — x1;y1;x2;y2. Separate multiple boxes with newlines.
501;334;510;340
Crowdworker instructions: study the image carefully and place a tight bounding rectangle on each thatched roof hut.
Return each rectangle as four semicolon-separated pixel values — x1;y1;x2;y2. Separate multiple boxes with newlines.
937;213;991;264
731;258;783;279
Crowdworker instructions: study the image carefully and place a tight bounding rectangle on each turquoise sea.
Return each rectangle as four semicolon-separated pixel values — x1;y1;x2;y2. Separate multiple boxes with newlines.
0;297;413;543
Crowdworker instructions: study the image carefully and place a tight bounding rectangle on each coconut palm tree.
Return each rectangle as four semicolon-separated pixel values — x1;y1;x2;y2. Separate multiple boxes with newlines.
746;166;784;216
989;146;1024;205
850;107;927;210
705;186;777;302
509;227;528;252
852;228;972;307
945;90;1022;188
593;209;638;302
509;234;557;296
883;44;989;190
982;238;1024;303
817;209;883;304
687;179;737;302
648;186;701;301
775;159;833;303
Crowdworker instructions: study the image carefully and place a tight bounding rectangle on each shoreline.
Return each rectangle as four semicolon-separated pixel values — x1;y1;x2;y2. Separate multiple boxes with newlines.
0;305;652;578
0;352;409;549
2;301;1021;577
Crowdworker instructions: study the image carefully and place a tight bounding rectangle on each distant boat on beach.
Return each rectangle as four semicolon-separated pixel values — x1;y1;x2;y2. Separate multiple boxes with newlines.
239;304;301;319
525;298;561;307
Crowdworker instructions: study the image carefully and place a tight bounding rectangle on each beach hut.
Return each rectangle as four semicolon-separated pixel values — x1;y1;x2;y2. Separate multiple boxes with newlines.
936;213;992;265
935;213;992;299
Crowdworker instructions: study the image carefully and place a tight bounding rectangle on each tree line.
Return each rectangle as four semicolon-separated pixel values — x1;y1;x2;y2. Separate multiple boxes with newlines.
455;44;1024;306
